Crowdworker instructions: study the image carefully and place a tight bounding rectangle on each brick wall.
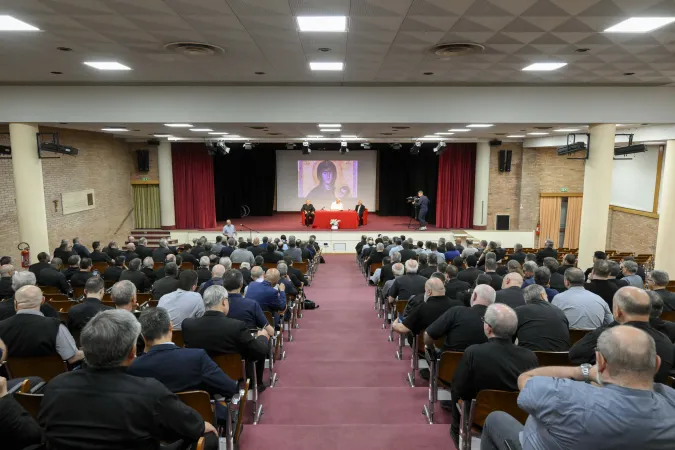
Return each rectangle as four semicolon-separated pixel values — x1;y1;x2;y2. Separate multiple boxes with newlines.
607;209;659;255
0;127;135;263
487;143;523;229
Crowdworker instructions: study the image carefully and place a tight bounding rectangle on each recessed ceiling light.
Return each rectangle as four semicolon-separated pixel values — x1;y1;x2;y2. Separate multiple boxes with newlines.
190;128;213;132
208;132;229;135
83;61;131;71
320;128;341;132
522;62;567;71
318;47;332;52
435;132;455;135
254;71;265;75
527;132;549;136
467;124;494;128
154;134;171;138
422;135;441;139
423;72;434;75
57;46;73;52
165;123;193;128
297;16;347;32
318;124;341;128
310;62;344;71
623;72;635;76
307;135;323;138
575;48;590;53
226;135;240;138
0;15;40;31
341;135;358;138
507;135;525;138
605;17;675;33
101;127;128;132
50;71;62;75
449;128;470;132
555;128;580;132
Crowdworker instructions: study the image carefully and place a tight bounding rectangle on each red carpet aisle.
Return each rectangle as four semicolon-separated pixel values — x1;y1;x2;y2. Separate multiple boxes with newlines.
239;255;454;450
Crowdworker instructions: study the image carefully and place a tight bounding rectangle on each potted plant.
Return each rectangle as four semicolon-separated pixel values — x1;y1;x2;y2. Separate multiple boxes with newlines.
330;219;340;230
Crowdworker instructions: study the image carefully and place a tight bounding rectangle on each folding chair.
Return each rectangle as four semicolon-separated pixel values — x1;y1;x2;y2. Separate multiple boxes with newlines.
38;285;61;294
232;379;250;450
534;351;572;367
211;353;263;425
263;311;280;387
153;261;164;270
569;329;592;345
390;300;408;356
72;287;85;299
14;388;43;421
46;298;76;312
407;331;426;387
92;262;109;273
172;329;184;347
367;262;382;285
458;390;527;450
423;350;463;424
6;354;68;383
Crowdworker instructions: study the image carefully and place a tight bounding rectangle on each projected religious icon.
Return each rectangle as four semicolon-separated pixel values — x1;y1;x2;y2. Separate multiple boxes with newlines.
299;160;358;206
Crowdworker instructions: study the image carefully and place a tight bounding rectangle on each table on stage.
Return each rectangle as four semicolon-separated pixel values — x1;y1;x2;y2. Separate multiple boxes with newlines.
301;209;368;229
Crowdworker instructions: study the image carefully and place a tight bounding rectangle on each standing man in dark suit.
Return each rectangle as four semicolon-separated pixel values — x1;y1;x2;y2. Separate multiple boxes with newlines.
301;200;316;227
355;200;366;226
182;285;270;390
415;190;430;231
536;239;558;266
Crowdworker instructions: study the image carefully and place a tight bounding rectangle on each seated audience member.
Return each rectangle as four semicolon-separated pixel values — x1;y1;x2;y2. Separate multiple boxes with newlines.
620;255;647;282
521;261;537;288
425;284;495;352
585;259;618;309
607;260;629;289
262;243;283;263
621;260;643;287
72;237;91;258
457;255;482;286
112;280;139;311
155;254;178;279
535;239;557;265
53;239;75;262
246;266;265;291
517;285;570;351
196;256;212;286
444;265;471;301
189;239;205;259
387;238;402;256
382;263;403;302
388;259;427;304
152;238;172;262
543;257;565;293
392;278;461;338
525;254;537;263
0;373;44;449
122;243;140;264
277;263;298;296
119;258;151;292
380;253;397;284
569;286;674;383
218;238;235;258
420;253;438;278
509;243;526;265
648;270;675;311
182;285;269;390
67;277;112;337
355;235;367;257
429;242;445;263
551;268;613;329
399;241;417;263
450;303;538;447
238;261;253;285
370;256;390;285
40;309;218;450
211;235;225;256
141;257;157;284
103;241;121;259
0;271;58;320
179;245;197;268
158;270;205;330
584;250;607;279
284;239;303;262
69;257;95;288
152;262;180;300
364;242;386;271
495;273;525;309
444;242;460;262
0;265;14;299
483;258;503;291
199;264;225;296
461;239;480;258
128;307;238;423
481;326;675;450
246;268;286;326
134;237;153;260
454;237;464;254
0;285;83;364
647;291;675;343
29;251;52;278
417;253;429;272
224;270;273;336
230;241;255;266
89;241;112;264
39;258;71;294
103;256;126;282
558;253;576;275
507;260;524;277
534;266;559;301
64;255;81;281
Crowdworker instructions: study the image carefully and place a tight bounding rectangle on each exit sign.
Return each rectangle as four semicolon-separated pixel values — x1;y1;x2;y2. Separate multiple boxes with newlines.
141;177;148;181
560;187;568;192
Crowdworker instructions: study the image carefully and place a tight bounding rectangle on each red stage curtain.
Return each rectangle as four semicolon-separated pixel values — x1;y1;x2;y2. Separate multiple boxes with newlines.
436;144;476;228
172;143;217;229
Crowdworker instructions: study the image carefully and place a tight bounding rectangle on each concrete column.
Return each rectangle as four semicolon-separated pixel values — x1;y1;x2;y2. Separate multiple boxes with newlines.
473;142;490;229
157;140;176;229
577;124;616;270
656;140;675;274
9;123;50;263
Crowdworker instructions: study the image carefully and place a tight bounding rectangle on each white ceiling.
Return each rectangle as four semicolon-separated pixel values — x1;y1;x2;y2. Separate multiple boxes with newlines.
1;0;675;85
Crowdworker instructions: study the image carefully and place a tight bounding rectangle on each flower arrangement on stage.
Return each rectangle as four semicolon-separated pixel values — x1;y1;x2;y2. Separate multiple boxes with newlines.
330;219;341;230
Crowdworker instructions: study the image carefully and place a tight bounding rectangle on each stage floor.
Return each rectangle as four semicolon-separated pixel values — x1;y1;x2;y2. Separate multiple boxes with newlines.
211;213;438;233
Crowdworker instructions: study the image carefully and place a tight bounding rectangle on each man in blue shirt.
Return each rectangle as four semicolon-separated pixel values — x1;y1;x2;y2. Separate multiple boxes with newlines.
224;269;273;336
480;325;675;450
246;268;286;327
415;190;430;231
222;220;236;239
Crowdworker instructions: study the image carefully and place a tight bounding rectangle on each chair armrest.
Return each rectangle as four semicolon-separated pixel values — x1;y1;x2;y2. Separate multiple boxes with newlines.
8;382;22;395
30;381;47;393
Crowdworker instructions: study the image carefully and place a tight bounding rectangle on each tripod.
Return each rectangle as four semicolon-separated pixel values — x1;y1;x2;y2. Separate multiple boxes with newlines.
407;200;419;230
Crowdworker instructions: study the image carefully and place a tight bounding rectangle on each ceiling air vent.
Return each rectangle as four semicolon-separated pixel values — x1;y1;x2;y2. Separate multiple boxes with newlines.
164;42;225;56
429;42;485;59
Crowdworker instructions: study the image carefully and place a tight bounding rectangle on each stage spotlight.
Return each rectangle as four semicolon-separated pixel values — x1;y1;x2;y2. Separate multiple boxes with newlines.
302;141;311;155
286;143;296;150
410;141;421;156
243;142;254;150
339;141;349;154
390;142;402;150
433;141;447;155
361;142;371;150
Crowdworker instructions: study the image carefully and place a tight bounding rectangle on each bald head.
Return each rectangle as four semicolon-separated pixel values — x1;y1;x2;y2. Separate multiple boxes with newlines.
126;243;135;251
265;268;280;284
502;272;523;289
15;285;43;310
613;286;651;321
425;277;445;297
597;325;658;380
484;303;518;339
211;264;226;278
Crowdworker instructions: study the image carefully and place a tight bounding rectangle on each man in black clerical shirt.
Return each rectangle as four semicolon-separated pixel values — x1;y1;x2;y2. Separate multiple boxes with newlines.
67;276;112;338
647;270;675;312
535;239;558;266
443;265;471;301
388;259;427;303
103;256;126;282
301;200;315;227
69;258;95;288
516;284;570;351
457;255;482;286
89;241;113;264
495;273;526;309
29;252;52;279
355;200;366;226
585;259;618;309
392;278;461;338
39;258;71;294
120;258;152;293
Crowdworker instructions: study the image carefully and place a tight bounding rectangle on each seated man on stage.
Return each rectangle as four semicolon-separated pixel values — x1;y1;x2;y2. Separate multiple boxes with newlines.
330;198;345;211
355;200;366;226
301;200;315;227
415;190;430;231
222;220;236;238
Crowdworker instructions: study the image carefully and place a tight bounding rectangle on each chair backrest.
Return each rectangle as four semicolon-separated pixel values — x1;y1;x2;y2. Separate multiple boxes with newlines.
48;300;76;313
171;329;184;347
569;329;592;345
232;262;241;270
534;351;571;367
369;262;382;275
92;262;109;273
264;311;275;327
296;261;309;275
39;285;61;294
472;390;526;428
101;300;116;308
394;300;408;314
153;261;164;270
210;353;245;381
235;379;250;443
136;292;153;303
438;351;464;385
72;287;85;298
177;390;215;423
180;262;194;270
262;262;275;271
15;391;43;421
7;354;68;382
661;311;675;323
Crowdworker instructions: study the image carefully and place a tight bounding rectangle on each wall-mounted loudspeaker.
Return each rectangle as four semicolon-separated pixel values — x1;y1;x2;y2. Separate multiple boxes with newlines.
136;150;150;172
498;149;512;172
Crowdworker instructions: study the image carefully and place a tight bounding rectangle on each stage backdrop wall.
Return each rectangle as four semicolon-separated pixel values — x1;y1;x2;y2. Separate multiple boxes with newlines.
276;150;377;212
172;143;217;229
378;146;438;224
214;146;276;220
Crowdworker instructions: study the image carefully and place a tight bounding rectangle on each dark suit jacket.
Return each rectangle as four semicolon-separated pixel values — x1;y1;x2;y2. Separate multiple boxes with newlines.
29;261;51;279
128;343;238;399
182;311;269;363
585;279;618;309
263;252;283;263
38;267;71;294
0;278;14;300
379;264;395;284
53;247;75;263
67;298;112;336
123;251;140;263
141;267;157;284
89;250;112;264
444;278;471;300
457;267;482;286
549;271;566;293
355;204;366;216
120;270;152;292
0;394;43;450
103;247;122;259
152;247;172;263
399;249;417;263
287;266;307;286
495;286;526;309
135;245;153;260
102;266;125;282
72;243;91;258
152;276;180;300
536;247;558;265
510;251;526;265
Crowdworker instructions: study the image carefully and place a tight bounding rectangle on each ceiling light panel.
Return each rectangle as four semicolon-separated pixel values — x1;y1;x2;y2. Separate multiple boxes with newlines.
0;15;40;31
466;124;493;128
507;135;525;138
522;62;567;71
527;132;549;135
101;127;128;132
310;62;344;71
318;124;341;128
449;129;470;132
83;61;131;71
165;123;193;128
297;16;347;32
604;17;675;33
190;128;213;132
555;128;580;132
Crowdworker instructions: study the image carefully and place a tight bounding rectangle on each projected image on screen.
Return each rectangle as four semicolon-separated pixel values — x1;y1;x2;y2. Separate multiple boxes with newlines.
298;160;358;204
